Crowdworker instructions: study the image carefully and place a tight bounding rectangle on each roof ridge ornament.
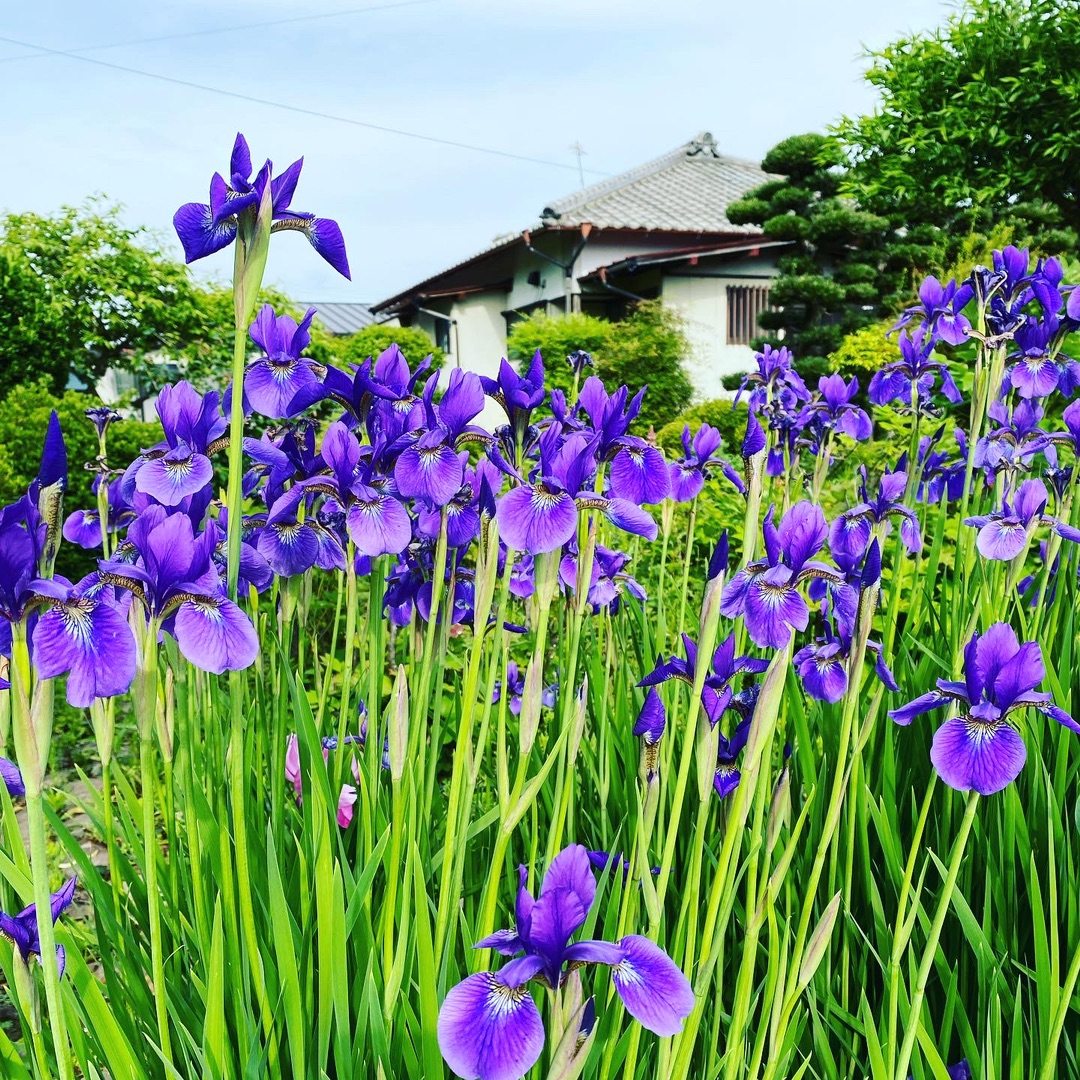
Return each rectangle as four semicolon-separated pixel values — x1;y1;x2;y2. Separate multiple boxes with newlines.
687;132;720;158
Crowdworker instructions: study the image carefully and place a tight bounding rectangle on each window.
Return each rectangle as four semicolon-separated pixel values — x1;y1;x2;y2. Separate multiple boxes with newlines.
726;285;773;346
434;318;452;354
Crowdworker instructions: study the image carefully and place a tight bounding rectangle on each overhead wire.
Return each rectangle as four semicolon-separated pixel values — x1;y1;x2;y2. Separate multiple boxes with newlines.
0;31;612;177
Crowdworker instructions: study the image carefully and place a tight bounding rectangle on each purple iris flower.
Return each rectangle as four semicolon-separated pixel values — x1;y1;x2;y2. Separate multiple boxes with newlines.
964;478;1080;561
255;487;325;578
492;661;556;715
737;344;809;411
973;400;1052;484
559;544;646;613
609;439;671;504
891;275;973;346
416;466;483;549
101;506;259;674
241;305;326;419
63;477;135;550
830;468;921;559
436;845;694;1080
634;687;666;745
889;623;1078;794
721;502;851;649
1005;315;1080;399
0;756;24;797
481;352;546;439
173;132;350;278
911;427;967;505
668;423;745;502
0;877;76;977
30;573;137;707
869;329;962;409
85;405;121;440
566;350;594;376
124;382;226;507
714;719;750;798
394;370;488;506
803;375;872;441
496;427;656;555
575;376;648;461
794;622;897;704
639;633;767;729
1039;398;1080;457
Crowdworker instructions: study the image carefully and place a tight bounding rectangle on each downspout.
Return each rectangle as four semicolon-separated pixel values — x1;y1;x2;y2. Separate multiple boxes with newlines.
596;266;647;304
521;223;593;314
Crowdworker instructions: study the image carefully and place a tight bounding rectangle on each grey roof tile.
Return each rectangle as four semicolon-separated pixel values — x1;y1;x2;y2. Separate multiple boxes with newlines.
307;302;376;335
539;132;770;232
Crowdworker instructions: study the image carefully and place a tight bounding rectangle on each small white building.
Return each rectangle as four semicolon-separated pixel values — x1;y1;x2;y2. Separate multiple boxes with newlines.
372;133;788;399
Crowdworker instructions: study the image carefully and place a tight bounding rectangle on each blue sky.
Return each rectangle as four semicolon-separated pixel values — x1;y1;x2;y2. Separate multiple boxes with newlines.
1;0;951;305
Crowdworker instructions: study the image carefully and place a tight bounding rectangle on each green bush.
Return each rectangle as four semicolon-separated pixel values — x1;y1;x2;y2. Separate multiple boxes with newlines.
655;398;748;458
313;324;445;371
0;379;160;533
506;301;694;432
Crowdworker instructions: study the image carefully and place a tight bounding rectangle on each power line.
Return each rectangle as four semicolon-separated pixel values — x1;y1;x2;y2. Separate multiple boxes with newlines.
0;0;437;65
0;32;610;177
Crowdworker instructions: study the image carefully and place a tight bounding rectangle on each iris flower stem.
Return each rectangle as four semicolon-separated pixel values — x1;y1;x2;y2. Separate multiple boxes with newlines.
669;642;791;1080
884;772;939;1078
11;631;72;1080
1039;929;1080;1080
225;269;250;603
228;666;280;1074
893;790;980;1080
674;500;698;641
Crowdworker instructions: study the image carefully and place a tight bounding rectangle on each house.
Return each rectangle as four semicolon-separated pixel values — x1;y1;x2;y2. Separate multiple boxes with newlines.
371;132;789;399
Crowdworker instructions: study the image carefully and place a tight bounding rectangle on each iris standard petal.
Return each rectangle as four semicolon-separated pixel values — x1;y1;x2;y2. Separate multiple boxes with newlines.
611;935;695;1037
437;972;545;1080
992;641;1045;710
930;715;1027;795
172;596;259;674
974;622;1021;692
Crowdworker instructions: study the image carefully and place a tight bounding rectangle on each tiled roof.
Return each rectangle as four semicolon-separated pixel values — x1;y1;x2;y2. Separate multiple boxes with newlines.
539;132;769;233
307;302;376;335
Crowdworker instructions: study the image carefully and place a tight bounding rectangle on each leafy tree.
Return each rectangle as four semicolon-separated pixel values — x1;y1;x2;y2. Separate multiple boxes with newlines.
506;301;694;431
0;200;215;397
726;134;936;362
835;0;1080;241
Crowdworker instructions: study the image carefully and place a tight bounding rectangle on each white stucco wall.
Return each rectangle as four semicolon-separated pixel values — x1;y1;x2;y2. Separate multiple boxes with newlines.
448;292;509;379
662;274;773;401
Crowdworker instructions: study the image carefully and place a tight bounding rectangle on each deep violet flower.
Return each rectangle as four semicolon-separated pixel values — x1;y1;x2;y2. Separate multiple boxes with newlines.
394;369;488;506
566;350;594;376
964;478;1080;561
802;375;872;441
830;469;921;559
609;439;671;505
496;426;656;555
481;352;546;438
85;405;121;441
0;756;24;797
889;623;1079;794
124;382;227;507
667;423;745;502
101;506;259;674
737;344;809;411
891;275;973;346
1005;315;1080;399
242;305;326;419
633;687;666;779
793;621;897;704
714;719;750;799
30;573;137;707
0;877;76;977
173;132;350;278
437;845;693;1080
868;329;961;409
63;478;134;550
721;502;851;649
